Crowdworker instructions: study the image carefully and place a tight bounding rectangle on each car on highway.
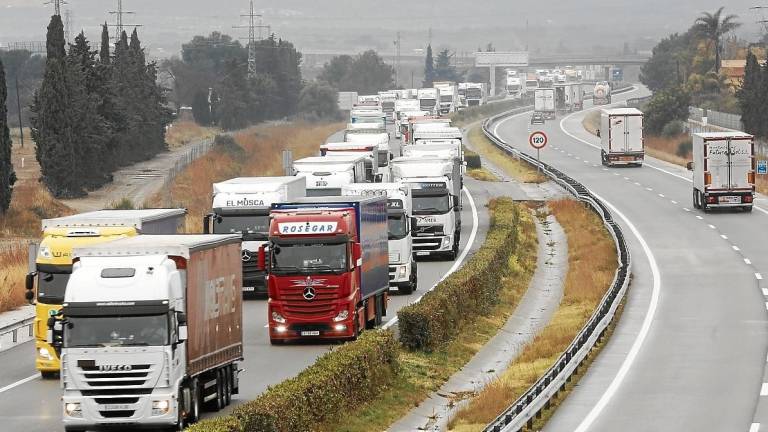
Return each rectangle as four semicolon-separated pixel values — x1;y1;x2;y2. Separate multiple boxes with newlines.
531;112;545;125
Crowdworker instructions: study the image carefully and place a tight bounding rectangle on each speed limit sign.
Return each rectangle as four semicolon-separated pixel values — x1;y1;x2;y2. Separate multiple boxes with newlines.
529;131;548;150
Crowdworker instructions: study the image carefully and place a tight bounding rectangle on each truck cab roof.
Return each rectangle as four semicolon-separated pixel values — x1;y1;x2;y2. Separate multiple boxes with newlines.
213;176;303;193
601;107;643;116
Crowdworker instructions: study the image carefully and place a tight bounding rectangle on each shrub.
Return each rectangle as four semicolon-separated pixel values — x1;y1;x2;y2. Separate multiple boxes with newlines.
676;137;693;158
213;134;245;159
109;197;135;210
464;149;482;169
661;120;685;138
398;199;521;351
186;330;399;432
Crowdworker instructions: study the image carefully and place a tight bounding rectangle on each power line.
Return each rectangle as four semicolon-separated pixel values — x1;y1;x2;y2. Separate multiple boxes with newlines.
44;0;67;17
108;0;142;39
233;0;270;78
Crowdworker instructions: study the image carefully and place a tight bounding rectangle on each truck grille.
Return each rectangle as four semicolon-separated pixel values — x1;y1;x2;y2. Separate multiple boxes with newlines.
413;237;442;251
281;286;340;316
242;253;265;283
388;267;396;281
79;364;151;388
414;225;443;237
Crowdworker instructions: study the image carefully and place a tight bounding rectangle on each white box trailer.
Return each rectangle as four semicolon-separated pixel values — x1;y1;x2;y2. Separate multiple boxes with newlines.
293;155;369;197
600;108;644;167
534;88;555;120
689;132;755;212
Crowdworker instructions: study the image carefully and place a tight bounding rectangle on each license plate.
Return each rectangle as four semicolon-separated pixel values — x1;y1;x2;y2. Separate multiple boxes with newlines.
102;404;131;411
416;251;430;256
301;331;320;337
418;217;437;224
243;286;255;292
621;156;634;161
719;196;740;204
389;286;399;292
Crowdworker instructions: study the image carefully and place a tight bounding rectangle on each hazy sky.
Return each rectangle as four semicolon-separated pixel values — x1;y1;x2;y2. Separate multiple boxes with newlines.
0;0;763;57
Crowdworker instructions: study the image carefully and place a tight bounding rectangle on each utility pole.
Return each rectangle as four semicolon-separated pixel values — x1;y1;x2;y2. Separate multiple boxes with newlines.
751;6;768;39
234;0;270;78
109;0;141;39
64;9;72;43
15;74;24;148
44;0;66;16
393;31;401;88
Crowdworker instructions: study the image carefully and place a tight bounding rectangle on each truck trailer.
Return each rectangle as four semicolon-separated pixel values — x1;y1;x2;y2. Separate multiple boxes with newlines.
689;132;755;212
342;183;418;294
534;88;556;120
203;177;306;298
25;209;187;378
599;108;645;167
293;155;370;196
262;196;389;343
593;81;612;105
56;235;243;430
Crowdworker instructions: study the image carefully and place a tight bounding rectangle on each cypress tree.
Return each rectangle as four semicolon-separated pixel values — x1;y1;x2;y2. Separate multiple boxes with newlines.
99;23;111;65
737;53;763;137
423;44;435;87
192;90;211;126
0;57;17;213
760;61;768;139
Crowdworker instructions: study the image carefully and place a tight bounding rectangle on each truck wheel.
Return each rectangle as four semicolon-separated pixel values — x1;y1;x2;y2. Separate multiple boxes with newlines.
744;206;754;213
692;189;700;209
269;337;284;346
215;370;226;411
700;192;709;212
40;371;57;380
189;380;200;423
224;367;232;406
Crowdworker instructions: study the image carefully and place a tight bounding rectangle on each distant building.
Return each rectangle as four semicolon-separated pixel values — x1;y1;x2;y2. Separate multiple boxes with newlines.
721;59;766;91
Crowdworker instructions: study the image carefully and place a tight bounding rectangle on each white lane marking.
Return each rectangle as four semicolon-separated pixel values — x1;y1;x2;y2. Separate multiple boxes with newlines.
721;234;728;239
733;245;740;251
602;168;608;171
491;109;531;138
671;200;678;205
708;224;716;229
765;302;768;311
645;187;653;191
0;374;40;394
634;182;641;186
746;258;753;265
623;177;629;181
658;194;665;198
684;208;691;212
557;105;768;216
757;273;764;281
696;216;703;220
761;287;767;296
762;383;768;396
573;190;661;432
382;187;479;330
613;172;620;176
751;422;761;432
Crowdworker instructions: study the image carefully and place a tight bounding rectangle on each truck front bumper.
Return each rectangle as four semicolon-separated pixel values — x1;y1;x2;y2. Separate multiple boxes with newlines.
62;390;178;431
35;340;60;373
243;272;268;298
413;234;453;257
269;301;357;341
388;263;413;291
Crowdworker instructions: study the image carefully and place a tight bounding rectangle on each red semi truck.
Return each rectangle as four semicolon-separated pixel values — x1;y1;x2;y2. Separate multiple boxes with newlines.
259;196;389;344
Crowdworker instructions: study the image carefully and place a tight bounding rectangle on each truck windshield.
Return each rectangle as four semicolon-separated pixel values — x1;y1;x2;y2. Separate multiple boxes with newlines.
38;271;71;304
467;89;481;98
271;242;348;274
388;215;408;240
440;96;453;102
420;100;436;109
413;194;451;215
213;214;270;240
65;314;169;347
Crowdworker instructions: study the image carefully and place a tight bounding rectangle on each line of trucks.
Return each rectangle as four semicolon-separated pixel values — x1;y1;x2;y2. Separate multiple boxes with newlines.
24;88;467;431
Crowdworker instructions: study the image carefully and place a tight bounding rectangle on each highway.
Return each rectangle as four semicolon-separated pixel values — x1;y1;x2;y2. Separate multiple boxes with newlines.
491;86;768;431
0;126;491;431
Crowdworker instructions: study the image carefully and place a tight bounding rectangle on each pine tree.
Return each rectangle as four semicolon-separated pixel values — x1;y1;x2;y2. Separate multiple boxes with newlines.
423;44;435;87
99;23;111;65
759;61;768;139
0;57;17;213
192;90;211;126
217;59;250;130
737;53;763;137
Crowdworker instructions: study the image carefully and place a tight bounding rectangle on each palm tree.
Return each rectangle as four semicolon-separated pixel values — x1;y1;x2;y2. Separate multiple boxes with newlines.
694;7;741;73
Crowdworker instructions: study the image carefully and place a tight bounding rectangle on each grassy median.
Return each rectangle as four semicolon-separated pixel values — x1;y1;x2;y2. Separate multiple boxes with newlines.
448;199;617;431
467;126;547;184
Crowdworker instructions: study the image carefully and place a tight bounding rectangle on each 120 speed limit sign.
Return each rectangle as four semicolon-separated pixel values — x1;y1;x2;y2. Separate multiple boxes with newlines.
529;131;548;150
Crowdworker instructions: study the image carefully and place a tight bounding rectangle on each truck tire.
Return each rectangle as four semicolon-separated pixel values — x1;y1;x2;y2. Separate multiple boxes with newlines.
189;380;200;423
215;370;226;411
269;337;284;346
41;371;57;380
692;189;701;209
744;206;753;213
700;191;709;212
223;366;232;406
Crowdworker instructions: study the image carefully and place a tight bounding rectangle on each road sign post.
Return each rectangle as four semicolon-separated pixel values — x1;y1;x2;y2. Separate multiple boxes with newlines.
529;131;548;170
758;160;767;175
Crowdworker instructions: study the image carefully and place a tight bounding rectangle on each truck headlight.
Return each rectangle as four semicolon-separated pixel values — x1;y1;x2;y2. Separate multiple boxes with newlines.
333;310;349;322
441;236;452;248
38;347;53;360
38;246;52;259
64;402;82;417
271;311;286;324
389;253;401;263
152;399;171;416
397;266;408;278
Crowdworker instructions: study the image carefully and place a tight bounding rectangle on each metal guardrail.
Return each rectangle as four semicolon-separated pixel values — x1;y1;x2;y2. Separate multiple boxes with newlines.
0;314;34;351
689;106;743;131
480;97;632;432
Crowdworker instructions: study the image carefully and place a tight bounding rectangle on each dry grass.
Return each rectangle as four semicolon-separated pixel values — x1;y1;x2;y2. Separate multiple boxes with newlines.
0;246;29;313
467;126;547;184
448;199;617;431
467;168;501;182
165;121;218;149
316;200;539;432
582;110;600;135
150;122;343;232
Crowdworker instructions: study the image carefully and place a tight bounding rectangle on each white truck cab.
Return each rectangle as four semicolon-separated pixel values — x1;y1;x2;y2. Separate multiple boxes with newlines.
342;183;418;294
293;155;369;197
320;142;386;182
417;88;440;116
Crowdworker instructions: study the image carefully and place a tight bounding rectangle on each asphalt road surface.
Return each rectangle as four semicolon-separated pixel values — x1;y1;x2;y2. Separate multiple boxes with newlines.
492;86;768;431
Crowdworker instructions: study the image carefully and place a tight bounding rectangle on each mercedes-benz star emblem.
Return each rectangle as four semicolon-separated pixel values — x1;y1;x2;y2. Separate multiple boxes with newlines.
303;286;316;301
241;250;252;262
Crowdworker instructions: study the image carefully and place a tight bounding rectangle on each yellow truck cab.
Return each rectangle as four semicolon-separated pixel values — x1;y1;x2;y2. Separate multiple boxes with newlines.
26;209;187;378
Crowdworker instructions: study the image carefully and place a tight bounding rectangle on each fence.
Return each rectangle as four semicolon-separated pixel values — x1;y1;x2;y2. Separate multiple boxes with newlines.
163;137;215;190
688;107;743;131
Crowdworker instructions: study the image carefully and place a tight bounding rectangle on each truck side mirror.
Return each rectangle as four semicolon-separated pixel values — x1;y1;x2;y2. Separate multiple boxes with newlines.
410;218;419;235
596;129;601;138
202;214;212;234
374;173;384;183
257;245;267;271
178;325;188;342
686;162;694;171
177;312;187;325
352;243;363;264
25;273;34;291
